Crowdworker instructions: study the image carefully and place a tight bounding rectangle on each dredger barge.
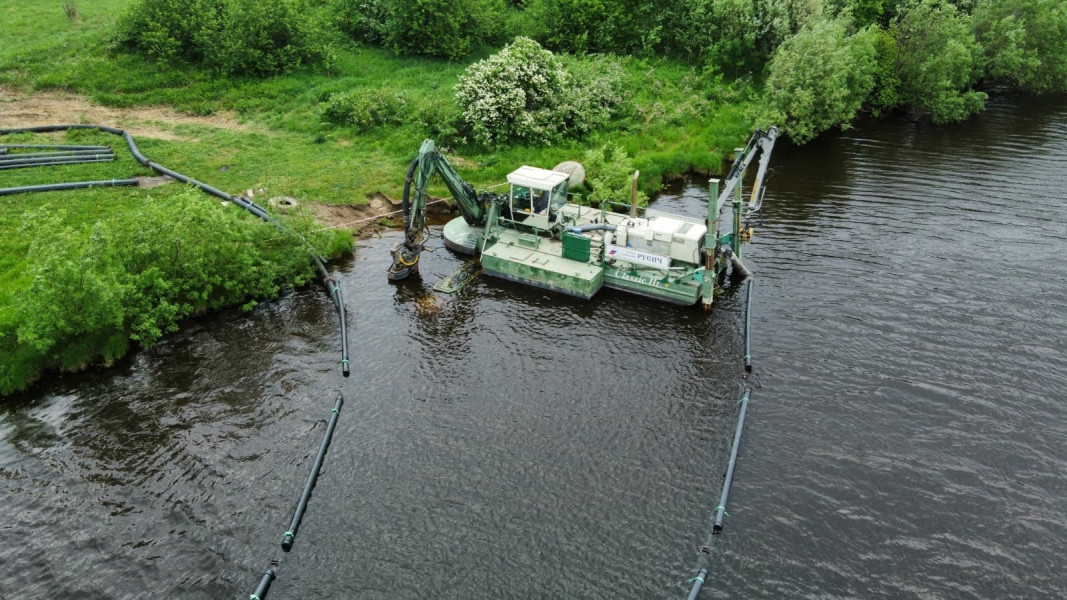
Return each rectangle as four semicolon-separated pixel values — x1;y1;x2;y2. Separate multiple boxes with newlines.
388;128;777;308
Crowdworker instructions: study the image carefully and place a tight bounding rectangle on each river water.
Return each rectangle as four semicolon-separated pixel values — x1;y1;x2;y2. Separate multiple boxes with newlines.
3;97;1066;599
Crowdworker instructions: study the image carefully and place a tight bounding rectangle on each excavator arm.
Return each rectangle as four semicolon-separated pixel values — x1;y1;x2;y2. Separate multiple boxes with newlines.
388;139;500;281
714;126;778;214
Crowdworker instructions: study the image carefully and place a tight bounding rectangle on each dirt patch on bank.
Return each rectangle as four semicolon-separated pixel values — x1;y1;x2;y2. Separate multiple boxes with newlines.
0;86;262;140
309;192;456;239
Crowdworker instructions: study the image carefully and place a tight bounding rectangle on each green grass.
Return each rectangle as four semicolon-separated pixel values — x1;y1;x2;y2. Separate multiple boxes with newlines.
0;0;757;395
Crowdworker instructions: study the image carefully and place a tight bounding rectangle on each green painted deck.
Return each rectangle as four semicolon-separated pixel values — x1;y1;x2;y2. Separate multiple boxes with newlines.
481;233;603;300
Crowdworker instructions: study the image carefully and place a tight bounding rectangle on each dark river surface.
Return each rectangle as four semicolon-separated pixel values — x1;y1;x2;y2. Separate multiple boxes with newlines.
3;96;1066;599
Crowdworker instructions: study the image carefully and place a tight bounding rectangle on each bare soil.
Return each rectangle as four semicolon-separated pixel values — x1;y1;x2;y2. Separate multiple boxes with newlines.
309;192;455;239
0;86;262;140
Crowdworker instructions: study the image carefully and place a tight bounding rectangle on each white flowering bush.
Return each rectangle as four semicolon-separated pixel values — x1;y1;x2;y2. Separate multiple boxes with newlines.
454;37;623;147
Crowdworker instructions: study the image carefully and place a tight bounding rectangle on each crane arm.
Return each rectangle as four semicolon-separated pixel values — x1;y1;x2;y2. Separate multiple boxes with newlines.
388;139;497;281
714;126;779;214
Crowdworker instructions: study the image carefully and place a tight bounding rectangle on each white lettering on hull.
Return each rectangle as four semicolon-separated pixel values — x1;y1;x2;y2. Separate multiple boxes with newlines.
606;245;669;268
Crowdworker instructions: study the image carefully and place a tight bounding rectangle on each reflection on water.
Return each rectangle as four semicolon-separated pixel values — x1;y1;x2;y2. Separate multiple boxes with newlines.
4;96;1067;598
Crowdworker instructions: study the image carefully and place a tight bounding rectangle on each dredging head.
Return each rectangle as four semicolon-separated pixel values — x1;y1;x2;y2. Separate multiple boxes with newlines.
387;241;422;281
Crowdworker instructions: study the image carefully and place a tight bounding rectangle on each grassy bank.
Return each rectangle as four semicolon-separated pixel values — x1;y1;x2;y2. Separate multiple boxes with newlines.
0;0;758;395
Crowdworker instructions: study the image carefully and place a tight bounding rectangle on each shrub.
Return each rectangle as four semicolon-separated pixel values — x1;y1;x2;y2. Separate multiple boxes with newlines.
454;37;623;146
334;0;390;44
525;0;637;54
113;0;222;65
582;145;646;208
114;0;333;76
322;89;407;130
335;0;503;59
3;190;320;395
760;16;877;143
973;0;1067;93
557;54;626;137
867;26;901;116
891;0;986;123
206;0;335;76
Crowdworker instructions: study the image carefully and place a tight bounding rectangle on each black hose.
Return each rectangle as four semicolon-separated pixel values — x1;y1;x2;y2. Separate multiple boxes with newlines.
684;387;752;599
686;567;708;600
713;387;750;533
0;149;114;161
0;157;116;170
0;152;115;165
282;395;343;552
0;143;111;150
0;179;139;196
744;279;754;373
249;568;276;600
401;155;419;236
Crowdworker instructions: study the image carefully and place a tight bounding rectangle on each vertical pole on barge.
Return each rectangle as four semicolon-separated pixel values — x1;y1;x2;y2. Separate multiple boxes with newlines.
630;170;640;218
731;164;743;259
702;179;720;310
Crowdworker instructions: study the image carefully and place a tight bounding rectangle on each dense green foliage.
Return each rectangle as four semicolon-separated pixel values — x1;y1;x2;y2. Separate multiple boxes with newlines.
0;189;333;395
890;0;987;123
759;0;1066;139
454;37;623;146
321;89;407;130
106;0;1067;139
973;0;1067;93
761;17;877;143
582;145;647;208
334;0;503;59
114;0;333;75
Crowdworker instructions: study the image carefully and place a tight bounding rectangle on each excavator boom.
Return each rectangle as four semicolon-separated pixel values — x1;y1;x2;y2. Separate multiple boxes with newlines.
388;140;503;281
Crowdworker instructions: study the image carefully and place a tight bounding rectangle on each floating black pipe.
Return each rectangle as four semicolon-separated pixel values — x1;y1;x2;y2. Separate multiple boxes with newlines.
744;279;754;373
0;179;139;196
714;387;750;533
332;281;350;377
249;568;276;600
282;395;343;552
686;567;708;600
0;157;116;170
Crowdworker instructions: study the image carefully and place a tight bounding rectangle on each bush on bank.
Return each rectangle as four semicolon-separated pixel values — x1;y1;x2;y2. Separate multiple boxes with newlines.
0;189;342;396
454;37;623;147
114;0;333;76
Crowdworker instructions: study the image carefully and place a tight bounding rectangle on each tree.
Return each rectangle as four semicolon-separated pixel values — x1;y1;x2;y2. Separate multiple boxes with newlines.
760;16;877;143
891;0;986;123
973;0;1067;93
